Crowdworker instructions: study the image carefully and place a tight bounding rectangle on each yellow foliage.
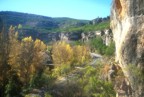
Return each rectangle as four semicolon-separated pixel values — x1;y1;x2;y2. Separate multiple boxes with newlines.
8;27;21;68
8;35;48;85
52;41;73;66
34;39;47;52
22;36;33;43
73;45;90;65
52;41;90;66
0;25;49;90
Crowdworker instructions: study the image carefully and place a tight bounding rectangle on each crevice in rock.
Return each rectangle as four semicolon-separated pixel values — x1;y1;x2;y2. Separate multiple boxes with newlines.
115;0;122;16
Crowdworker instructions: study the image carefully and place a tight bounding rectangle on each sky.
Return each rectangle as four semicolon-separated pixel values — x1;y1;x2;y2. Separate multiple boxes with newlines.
0;0;112;20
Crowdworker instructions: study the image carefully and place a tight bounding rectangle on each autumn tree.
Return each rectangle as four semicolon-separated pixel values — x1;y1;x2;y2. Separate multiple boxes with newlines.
29;39;47;87
8;26;21;70
73;45;90;65
0;25;22;97
52;41;73;66
32;39;47;72
52;41;90;66
0;24;48;96
0;25;12;96
9;36;47;87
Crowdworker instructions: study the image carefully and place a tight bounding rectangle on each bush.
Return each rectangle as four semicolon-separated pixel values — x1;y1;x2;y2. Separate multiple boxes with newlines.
90;36;106;55
45;92;52;97
70;40;84;46
84;77;115;97
5;72;22;97
83;66;116;97
105;41;115;56
90;37;115;56
127;64;144;86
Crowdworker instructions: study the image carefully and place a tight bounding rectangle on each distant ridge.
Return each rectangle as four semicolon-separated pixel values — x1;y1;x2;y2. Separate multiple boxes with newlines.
0;11;89;30
0;11;110;43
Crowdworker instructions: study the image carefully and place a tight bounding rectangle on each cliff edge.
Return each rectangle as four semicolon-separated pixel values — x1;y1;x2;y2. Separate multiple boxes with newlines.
111;0;144;96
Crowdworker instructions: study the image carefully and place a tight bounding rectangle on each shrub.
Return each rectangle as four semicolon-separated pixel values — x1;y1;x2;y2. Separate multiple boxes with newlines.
127;64;144;86
45;92;52;97
90;36;106;55
105;41;115;56
83;67;116;97
5;72;22;97
90;37;115;56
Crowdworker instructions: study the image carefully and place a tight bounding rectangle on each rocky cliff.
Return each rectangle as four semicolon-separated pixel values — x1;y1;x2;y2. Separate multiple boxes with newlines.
111;0;144;96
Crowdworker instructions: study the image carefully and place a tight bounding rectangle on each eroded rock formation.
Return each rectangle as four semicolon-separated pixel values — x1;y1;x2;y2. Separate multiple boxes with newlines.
111;0;144;96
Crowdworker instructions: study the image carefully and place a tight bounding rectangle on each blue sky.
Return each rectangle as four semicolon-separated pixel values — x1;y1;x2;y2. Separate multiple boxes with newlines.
0;0;112;20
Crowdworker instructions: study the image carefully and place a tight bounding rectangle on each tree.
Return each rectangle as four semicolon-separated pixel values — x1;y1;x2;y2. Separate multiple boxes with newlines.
0;25;48;96
52;41;73;66
17;37;47;87
9;35;47;88
0;26;11;97
29;39;47;88
73;45;90;65
8;27;21;70
90;36;106;54
0;25;23;97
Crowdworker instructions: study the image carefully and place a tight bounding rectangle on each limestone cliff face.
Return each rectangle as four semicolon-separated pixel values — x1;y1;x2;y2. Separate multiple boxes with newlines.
111;0;144;96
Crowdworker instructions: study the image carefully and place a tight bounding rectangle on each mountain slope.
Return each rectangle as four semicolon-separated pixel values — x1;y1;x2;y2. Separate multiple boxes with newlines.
0;11;110;43
0;11;89;33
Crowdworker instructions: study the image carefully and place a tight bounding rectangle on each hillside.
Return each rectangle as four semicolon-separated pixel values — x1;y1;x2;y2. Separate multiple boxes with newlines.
0;11;89;32
0;11;110;43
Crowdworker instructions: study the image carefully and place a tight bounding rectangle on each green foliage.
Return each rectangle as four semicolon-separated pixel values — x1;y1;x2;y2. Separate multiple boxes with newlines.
0;11;110;44
0;12;113;97
0;11;89;34
58;21;110;33
51;64;115;97
70;40;84;46
49;40;115;97
5;72;22;97
90;37;115;56
18;24;22;29
29;69;44;88
82;66;116;97
105;41;115;56
52;64;71;77
127;64;144;85
25;94;40;97
45;92;52;97
90;36;106;54
39;67;56;89
84;77;115;97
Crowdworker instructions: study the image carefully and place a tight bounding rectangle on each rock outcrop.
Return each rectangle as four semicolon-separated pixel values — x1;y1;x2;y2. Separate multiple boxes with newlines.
90;16;110;25
111;0;144;96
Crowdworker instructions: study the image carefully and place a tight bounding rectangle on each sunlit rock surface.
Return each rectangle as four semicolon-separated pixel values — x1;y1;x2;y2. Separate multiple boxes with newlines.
111;0;144;96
